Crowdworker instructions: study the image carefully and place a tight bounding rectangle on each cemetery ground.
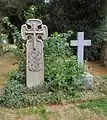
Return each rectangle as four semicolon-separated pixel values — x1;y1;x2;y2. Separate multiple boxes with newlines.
0;53;107;120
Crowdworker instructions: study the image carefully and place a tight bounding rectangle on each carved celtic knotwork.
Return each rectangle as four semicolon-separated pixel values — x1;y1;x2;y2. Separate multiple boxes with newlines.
28;50;42;72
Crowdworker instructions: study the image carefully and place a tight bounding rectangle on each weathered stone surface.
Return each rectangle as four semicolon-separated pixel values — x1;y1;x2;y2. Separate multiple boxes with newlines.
21;19;48;88
80;72;93;89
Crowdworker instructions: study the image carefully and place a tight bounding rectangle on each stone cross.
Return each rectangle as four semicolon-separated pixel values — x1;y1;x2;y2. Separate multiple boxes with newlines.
70;32;91;66
21;19;48;88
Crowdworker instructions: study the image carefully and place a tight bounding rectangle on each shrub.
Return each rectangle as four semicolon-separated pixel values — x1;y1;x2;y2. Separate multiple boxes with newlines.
0;34;11;55
45;57;83;92
0;34;8;44
44;33;83;95
8;69;26;85
0;32;84;108
84;28;103;60
2;17;24;48
0;80;25;108
44;32;73;57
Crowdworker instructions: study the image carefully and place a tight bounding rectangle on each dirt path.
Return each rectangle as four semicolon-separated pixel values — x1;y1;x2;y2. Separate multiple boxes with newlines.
0;53;17;90
88;61;107;76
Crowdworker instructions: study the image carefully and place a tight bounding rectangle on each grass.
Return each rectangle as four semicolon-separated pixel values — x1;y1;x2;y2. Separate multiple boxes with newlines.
0;106;52;120
79;98;107;115
100;75;107;81
0;104;107;120
16;106;50;120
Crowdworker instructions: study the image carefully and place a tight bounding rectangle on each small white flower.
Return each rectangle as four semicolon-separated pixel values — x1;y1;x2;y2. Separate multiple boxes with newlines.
31;7;34;11
44;0;49;4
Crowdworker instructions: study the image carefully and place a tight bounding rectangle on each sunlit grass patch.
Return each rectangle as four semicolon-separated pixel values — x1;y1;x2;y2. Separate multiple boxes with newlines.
100;75;107;81
79;98;107;115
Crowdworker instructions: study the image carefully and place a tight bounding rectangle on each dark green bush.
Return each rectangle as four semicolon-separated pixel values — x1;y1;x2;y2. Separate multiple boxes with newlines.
85;29;103;60
2;17;24;48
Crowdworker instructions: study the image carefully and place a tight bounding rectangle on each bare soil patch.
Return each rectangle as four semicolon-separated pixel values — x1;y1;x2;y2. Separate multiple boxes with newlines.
88;61;107;75
0;53;17;94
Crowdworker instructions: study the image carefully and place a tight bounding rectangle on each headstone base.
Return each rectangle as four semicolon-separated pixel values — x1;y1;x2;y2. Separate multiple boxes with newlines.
80;72;93;89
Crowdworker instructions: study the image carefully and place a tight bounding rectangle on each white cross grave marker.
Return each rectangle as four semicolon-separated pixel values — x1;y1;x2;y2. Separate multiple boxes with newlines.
70;32;91;66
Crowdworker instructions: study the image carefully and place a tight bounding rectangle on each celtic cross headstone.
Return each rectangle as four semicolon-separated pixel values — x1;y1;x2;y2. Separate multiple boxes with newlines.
21;19;48;88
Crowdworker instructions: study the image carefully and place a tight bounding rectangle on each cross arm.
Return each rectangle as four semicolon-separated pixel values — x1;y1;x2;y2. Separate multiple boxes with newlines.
70;40;91;46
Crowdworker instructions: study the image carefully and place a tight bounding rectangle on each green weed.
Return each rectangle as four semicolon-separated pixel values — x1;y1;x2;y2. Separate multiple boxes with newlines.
100;75;107;81
79;98;107;115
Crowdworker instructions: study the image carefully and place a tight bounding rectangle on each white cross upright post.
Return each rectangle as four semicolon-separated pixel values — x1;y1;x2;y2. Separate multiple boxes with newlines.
70;32;91;66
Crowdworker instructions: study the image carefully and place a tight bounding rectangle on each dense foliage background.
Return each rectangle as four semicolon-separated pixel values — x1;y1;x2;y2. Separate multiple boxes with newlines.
0;0;107;60
0;0;106;32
